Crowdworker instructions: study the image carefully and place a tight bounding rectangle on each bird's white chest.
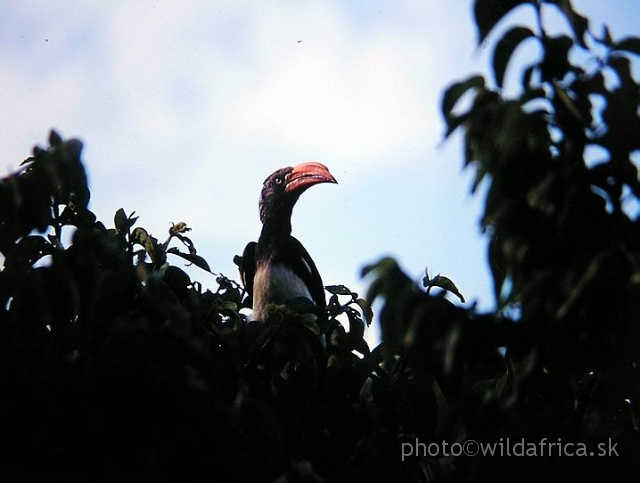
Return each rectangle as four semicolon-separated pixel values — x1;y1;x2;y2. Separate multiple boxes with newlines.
252;263;312;320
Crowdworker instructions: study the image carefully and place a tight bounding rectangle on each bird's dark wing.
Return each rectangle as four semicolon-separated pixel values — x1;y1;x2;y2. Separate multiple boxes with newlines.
238;241;257;297
286;236;326;308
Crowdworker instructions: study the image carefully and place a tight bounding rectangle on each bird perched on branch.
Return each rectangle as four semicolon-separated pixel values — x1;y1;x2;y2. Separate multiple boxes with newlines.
238;162;337;321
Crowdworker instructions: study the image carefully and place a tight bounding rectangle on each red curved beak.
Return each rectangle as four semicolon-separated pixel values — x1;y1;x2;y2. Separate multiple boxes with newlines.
285;162;337;193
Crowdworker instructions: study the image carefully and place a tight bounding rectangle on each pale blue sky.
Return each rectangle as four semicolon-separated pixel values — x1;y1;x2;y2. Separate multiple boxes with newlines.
1;1;637;344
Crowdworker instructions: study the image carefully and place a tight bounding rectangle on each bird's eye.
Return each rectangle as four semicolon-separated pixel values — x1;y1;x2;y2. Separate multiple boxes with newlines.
275;177;283;185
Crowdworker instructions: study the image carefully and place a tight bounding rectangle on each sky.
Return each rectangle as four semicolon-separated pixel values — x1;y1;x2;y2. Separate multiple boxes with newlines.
1;1;638;345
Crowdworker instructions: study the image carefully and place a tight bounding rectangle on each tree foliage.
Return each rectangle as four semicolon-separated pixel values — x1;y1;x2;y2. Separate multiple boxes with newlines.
1;1;639;482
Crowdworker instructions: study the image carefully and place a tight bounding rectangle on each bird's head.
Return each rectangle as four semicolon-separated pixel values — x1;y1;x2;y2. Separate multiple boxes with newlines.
259;162;337;225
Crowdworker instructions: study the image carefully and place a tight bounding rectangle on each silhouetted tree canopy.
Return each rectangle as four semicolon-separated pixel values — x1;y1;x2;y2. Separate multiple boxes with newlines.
1;1;639;482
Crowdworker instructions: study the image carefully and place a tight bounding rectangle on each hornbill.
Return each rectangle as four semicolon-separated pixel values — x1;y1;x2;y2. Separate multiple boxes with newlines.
239;162;337;321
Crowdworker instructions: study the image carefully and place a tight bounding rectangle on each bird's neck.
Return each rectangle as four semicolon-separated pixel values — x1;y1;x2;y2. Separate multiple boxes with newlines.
258;207;293;255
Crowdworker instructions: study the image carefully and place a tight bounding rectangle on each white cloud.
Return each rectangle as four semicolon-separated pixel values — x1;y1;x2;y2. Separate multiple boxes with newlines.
212;2;442;165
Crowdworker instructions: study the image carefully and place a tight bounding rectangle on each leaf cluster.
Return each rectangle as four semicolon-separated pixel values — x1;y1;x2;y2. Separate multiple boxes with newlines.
0;133;392;482
395;0;640;480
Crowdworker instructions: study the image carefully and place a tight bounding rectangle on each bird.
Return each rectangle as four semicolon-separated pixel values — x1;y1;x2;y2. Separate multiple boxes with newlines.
238;162;337;322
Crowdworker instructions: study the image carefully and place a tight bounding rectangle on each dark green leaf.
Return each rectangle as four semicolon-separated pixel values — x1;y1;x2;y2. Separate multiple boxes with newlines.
579;72;607;96
548;0;589;47
519;87;547;106
19;155;34;166
474;0;529;45
58;205;96;228
608;55;633;85
114;208;137;232
355;298;373;325
521;63;537;88
4;235;54;271
132;227;156;260
541;35;573;82
493;26;536;88
598;25;613;47
327;293;340;311
615;36;640;56
443;112;473;139
348;312;364;338
164;265;192;290
554;86;587;124
441;75;485;128
353;337;371;356
32;145;47;158
325;284;355;296
167;247;212;273
220;285;242;305
427;275;466;303
361;257;398;279
49;130;62;147
174;233;196;254
62;139;84;162
488;236;507;306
